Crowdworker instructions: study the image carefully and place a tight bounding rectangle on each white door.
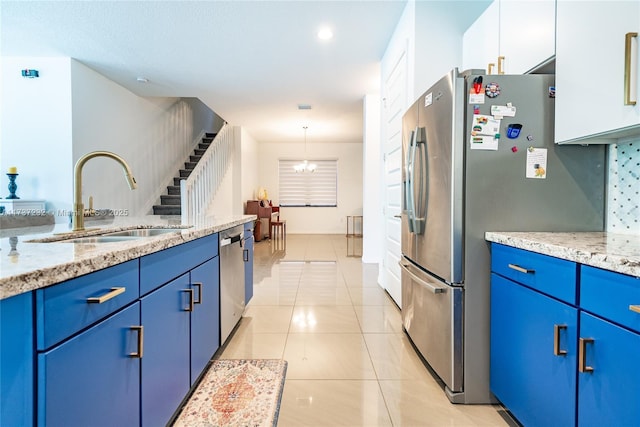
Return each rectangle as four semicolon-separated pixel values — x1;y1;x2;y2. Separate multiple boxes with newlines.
380;50;407;307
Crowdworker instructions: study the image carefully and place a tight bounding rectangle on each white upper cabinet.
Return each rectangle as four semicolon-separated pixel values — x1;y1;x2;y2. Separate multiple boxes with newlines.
463;0;556;75
555;1;640;144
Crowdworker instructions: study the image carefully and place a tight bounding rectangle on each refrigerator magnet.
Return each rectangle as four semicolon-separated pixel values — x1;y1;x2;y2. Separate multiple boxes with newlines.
506;124;523;139
485;82;500;98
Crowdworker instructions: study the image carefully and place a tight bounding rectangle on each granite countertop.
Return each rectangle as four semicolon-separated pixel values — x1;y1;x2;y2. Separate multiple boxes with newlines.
485;231;640;277
0;214;256;301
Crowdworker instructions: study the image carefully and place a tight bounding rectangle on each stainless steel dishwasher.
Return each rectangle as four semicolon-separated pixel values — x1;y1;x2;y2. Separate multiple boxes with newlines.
219;225;246;344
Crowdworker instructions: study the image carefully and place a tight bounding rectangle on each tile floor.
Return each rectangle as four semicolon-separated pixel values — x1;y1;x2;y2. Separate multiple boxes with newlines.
218;234;512;426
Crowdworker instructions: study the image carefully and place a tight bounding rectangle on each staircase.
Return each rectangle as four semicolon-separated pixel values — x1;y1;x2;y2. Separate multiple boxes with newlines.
152;133;216;215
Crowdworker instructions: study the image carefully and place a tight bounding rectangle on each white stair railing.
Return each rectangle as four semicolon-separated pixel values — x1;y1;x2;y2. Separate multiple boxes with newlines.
180;123;234;225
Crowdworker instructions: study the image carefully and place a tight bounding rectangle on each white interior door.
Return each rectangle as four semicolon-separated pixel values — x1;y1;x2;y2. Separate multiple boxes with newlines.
380;50;407;307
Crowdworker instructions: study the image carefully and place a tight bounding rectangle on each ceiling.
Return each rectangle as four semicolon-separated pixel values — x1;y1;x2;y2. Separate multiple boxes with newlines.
1;0;488;145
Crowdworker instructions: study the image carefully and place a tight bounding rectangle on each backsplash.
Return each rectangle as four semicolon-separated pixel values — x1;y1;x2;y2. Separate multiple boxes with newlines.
607;139;640;235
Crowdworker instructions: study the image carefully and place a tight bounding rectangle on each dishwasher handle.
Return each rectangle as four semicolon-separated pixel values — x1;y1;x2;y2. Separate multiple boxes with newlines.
220;233;243;247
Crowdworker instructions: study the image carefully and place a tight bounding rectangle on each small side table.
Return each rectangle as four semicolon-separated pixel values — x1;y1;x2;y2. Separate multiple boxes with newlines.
346;215;363;237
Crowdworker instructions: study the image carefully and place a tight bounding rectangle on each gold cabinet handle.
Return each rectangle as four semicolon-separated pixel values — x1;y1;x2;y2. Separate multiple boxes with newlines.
579;338;594;373
508;264;535;274
86;287;126;304
629;305;640;314
554;324;568;356
183;288;194;312
624;32;638;106
192;282;203;305
498;56;505;75
129;325;144;358
488;63;495;75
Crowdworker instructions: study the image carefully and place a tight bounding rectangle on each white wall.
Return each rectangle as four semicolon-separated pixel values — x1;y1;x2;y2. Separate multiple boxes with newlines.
257;141;363;234
362;94;382;263
1;57;74;215
2;58;222;223
240;127;259;210
71;60;219;217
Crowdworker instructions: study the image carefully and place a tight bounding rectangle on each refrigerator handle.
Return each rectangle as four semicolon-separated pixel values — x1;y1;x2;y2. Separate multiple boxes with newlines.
414;127;427;235
405;128;417;233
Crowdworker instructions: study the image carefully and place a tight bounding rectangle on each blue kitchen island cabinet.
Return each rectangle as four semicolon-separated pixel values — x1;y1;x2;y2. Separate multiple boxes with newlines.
35;259;140;427
491;243;640;427
1;292;34;427
37;303;141;427
140;273;191;427
139;232;220;426
189;257;220;385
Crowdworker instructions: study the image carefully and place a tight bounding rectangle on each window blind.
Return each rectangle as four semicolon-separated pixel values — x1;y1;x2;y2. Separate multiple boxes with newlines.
278;159;337;207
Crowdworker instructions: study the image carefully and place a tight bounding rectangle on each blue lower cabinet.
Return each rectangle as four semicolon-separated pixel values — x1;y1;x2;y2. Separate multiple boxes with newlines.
37;302;141;427
190;257;220;385
1;292;34;427
244;235;254;305
491;273;577;427
141;273;191;427
578;312;640;426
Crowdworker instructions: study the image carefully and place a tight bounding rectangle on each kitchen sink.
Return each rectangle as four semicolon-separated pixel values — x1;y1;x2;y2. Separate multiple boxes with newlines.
62;235;144;244
27;226;192;243
102;228;186;237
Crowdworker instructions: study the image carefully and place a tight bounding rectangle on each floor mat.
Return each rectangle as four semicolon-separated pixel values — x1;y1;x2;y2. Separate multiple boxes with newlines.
173;359;288;427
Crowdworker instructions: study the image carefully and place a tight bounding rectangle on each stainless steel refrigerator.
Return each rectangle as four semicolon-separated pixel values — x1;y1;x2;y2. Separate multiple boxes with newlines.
400;69;606;404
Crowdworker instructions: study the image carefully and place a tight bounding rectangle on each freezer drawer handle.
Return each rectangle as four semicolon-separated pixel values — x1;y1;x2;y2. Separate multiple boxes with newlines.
553;324;568;356
86;287;126;304
629;305;640;314
400;263;445;294
508;263;535;274
578;338;594;373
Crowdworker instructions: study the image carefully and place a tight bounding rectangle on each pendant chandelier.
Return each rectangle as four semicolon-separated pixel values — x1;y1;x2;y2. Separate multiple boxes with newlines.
294;126;317;173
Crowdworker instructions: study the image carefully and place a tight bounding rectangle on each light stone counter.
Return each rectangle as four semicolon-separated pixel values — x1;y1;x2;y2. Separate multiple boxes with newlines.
485;231;640;277
0;214;256;300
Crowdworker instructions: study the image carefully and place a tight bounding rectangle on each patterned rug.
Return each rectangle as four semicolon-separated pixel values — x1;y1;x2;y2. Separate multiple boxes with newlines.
173;359;288;427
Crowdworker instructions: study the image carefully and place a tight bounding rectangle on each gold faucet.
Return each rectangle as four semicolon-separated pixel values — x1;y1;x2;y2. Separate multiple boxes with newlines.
73;151;137;232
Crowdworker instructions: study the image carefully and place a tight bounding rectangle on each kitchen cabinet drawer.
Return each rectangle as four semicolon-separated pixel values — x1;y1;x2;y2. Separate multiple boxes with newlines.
140;233;218;295
491;243;577;304
581;265;640;333
36;259;139;350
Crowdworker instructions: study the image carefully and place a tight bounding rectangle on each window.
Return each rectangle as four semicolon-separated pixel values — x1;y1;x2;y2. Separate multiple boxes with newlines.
278;159;337;207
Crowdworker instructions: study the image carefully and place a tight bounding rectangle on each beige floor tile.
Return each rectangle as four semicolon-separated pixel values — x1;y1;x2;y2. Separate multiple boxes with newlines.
294;286;353;306
248;284;298;306
239;305;293;333
290;306;361;333
379;380;510;426
364;333;434;381
354;305;403;333
278;380;392;427
283;333;377;380
219;332;287;359
348;286;396;306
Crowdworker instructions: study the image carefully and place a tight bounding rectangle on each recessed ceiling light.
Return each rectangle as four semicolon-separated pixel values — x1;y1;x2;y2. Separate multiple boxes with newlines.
136;77;149;83
317;27;333;40
298;104;312;110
